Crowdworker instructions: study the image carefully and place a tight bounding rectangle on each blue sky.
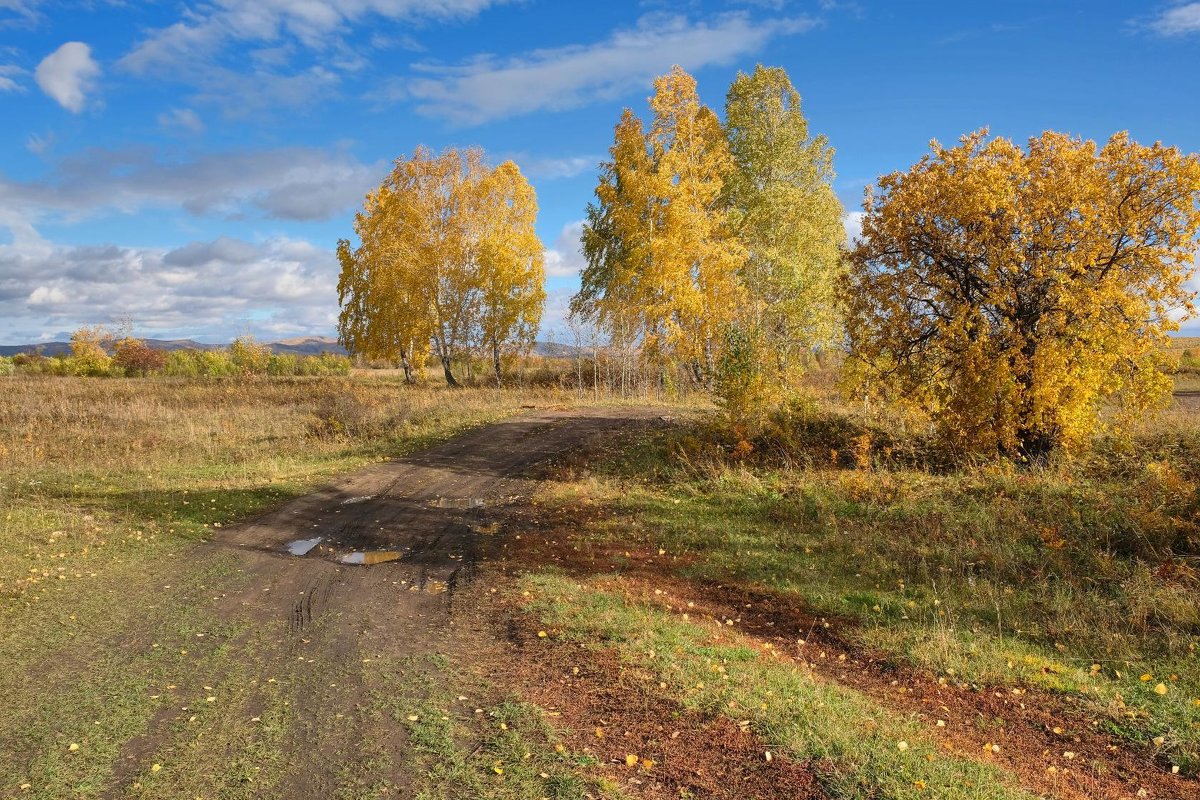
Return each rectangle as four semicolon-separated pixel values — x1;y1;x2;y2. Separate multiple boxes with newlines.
1;0;1198;344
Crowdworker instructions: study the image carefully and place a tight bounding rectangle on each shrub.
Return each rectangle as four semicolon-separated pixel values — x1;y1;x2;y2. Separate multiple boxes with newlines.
230;336;271;375
0;356;13;376
267;353;299;376
113;338;167;376
69;326;113;376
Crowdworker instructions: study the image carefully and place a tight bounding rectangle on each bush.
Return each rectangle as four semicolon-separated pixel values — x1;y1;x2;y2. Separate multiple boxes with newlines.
0;356;13;376
69;326;113;376
113;338;167;376
230;336;271;375
163;349;239;378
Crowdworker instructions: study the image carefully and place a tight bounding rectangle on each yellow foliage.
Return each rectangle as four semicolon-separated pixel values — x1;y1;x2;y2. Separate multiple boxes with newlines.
577;66;745;376
338;147;544;386
843;129;1200;458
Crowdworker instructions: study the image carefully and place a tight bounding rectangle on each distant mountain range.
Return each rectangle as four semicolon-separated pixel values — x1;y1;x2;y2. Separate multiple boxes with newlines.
0;336;580;358
0;336;348;358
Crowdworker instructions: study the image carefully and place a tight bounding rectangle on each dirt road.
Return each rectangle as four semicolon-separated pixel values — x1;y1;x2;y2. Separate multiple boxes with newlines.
154;406;661;797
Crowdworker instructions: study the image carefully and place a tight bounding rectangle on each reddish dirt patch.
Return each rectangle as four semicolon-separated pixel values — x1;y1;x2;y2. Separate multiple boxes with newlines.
472;595;825;800
498;501;1200;800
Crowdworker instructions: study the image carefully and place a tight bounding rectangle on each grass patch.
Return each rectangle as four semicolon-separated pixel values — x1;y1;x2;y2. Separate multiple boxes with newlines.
519;572;1034;800
544;413;1200;774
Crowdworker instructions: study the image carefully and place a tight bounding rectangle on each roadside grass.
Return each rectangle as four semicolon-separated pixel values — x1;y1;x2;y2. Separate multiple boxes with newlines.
374;653;623;800
518;572;1035;800
539;406;1200;775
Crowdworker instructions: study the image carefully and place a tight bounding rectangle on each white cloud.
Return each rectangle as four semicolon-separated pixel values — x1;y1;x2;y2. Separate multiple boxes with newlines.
158;107;205;134
0;64;24;92
0;0;42;26
0;226;340;342
543;220;586;278
25;133;51;154
1147;2;1200;35
400;12;817;125
0;145;383;224
35;41;100;113
124;0;506;68
843;211;864;245
519;155;599;181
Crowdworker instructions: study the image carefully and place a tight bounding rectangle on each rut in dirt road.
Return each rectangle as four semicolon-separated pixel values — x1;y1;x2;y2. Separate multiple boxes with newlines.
110;407;663;799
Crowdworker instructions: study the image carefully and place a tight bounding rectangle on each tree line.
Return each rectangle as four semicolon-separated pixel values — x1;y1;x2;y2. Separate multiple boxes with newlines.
337;64;1200;459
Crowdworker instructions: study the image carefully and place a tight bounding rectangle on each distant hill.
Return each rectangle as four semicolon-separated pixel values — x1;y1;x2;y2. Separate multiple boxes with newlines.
0;336;348;357
0;336;582;358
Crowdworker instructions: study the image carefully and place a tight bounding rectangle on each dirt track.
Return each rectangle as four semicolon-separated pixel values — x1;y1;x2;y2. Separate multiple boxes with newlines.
105;407;661;798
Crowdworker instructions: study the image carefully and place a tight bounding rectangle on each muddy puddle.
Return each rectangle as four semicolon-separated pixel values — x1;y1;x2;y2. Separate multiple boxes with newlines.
433;497;485;509
339;495;375;505
340;551;403;566
286;537;323;556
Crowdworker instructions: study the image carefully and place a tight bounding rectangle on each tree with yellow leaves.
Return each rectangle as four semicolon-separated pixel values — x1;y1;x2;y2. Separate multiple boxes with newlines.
474;161;546;385
844;129;1200;458
575;66;744;384
724;65;845;384
338;147;544;386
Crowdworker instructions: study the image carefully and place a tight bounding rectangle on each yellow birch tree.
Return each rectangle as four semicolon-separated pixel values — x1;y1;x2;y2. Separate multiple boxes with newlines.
338;147;545;386
474;160;546;385
575;65;744;384
724;65;845;385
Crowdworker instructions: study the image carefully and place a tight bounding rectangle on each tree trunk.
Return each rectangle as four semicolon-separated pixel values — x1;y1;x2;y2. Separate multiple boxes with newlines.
400;350;414;384
441;355;459;387
491;340;502;387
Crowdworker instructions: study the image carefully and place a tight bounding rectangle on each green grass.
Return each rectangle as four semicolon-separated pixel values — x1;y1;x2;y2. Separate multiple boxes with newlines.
519;572;1035;800
544;417;1200;774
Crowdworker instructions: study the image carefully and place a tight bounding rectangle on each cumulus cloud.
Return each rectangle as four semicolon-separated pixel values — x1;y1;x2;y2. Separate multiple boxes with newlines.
1147;2;1200;35
398;12;816;125
0;145;382;224
543;220;586;278
35;41;100;113
0;228;340;342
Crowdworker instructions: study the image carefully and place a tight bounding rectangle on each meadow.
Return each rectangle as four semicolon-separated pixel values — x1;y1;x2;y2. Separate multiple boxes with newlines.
0;366;1196;799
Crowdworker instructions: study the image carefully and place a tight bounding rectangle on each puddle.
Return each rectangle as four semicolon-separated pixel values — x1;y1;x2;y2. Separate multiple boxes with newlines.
434;497;486;509
340;551;402;566
340;495;375;505
286;537;323;556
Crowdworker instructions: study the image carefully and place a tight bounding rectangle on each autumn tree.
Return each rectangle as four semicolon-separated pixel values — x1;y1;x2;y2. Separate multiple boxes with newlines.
575;66;745;384
474;161;546;385
338;147;544;386
724;65;845;391
843;129;1200;458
